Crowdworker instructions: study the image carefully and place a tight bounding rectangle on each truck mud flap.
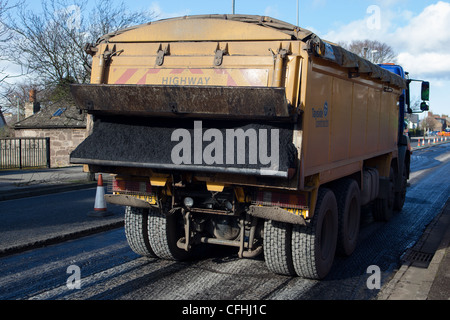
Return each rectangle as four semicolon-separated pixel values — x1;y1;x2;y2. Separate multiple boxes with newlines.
247;205;306;225
70;117;298;178
70;84;294;121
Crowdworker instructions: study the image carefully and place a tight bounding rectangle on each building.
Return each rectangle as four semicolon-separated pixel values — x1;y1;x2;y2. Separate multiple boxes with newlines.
425;111;450;132
14;97;88;168
406;113;419;130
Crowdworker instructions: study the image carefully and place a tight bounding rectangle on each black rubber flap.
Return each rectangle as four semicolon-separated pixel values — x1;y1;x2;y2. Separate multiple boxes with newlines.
70;117;297;178
70;84;292;121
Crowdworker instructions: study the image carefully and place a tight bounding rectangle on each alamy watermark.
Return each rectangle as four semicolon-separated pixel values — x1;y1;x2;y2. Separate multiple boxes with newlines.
66;264;81;290
367;5;381;30
64;5;81;31
170;121;280;172
53;5;81;31
366;265;381;289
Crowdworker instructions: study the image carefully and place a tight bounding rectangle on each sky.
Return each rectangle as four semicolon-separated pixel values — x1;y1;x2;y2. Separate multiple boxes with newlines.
3;0;449;118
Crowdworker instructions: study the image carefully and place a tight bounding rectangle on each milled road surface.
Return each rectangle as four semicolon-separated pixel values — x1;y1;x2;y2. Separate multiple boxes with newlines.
0;188;123;254
0;144;449;301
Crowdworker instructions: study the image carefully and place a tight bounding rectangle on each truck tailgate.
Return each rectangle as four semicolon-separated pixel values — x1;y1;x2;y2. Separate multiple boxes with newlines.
70;116;297;178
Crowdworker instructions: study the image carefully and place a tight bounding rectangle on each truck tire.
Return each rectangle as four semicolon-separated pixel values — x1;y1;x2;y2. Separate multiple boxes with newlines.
124;206;156;258
147;202;190;261
291;188;338;279
263;220;295;276
334;179;361;256
373;167;395;221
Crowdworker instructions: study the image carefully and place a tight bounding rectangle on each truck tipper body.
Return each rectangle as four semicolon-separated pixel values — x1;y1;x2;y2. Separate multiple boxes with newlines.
70;15;429;279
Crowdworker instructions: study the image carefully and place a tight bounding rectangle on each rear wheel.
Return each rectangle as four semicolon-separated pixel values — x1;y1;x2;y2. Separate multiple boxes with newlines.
147;200;190;261
263;220;295;276
124;206;156;258
292;188;338;279
334;179;361;256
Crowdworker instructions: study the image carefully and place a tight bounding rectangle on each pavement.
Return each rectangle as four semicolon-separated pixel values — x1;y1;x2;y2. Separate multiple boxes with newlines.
0;165;449;300
377;198;450;300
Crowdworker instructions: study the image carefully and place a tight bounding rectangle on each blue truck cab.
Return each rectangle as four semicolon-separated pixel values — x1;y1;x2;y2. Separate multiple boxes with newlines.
378;63;408;141
379;63;430;137
378;63;430;201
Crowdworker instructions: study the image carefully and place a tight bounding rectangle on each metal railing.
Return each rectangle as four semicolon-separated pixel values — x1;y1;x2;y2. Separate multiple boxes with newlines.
0;138;50;170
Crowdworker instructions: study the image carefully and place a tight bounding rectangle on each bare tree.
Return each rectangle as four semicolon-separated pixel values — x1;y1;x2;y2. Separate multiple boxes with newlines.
420;115;441;133
0;1;14;90
5;0;155;99
0;0;23;116
339;39;397;64
0;0;13;82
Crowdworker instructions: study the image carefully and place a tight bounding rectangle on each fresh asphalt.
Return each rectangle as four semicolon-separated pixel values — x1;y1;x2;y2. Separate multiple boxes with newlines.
0;167;124;256
0;144;449;299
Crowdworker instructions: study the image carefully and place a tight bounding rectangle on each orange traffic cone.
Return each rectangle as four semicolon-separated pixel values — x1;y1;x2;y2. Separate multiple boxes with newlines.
89;174;111;217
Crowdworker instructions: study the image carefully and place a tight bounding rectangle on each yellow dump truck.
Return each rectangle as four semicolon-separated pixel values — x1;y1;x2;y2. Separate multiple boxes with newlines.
70;15;429;279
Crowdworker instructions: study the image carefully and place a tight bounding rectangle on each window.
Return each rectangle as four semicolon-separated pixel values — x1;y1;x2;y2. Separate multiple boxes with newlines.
52;108;67;117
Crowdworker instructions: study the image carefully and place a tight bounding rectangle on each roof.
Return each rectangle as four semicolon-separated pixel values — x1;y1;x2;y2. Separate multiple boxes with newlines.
14;102;86;130
95;15;406;89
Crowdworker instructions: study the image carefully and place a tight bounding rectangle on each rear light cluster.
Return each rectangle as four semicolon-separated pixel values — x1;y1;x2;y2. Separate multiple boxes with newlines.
252;190;307;210
111;177;153;196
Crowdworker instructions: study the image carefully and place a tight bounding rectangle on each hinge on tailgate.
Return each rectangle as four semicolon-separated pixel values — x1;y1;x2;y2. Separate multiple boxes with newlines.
271;44;291;87
156;44;170;66
84;43;98;56
214;43;229;66
103;44;124;62
97;44;123;84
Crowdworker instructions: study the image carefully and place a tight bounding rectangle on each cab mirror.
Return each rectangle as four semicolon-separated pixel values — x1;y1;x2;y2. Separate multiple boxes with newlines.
421;81;430;101
420;102;429;112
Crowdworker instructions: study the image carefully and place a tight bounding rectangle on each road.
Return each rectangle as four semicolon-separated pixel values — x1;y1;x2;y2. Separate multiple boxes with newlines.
0;188;123;253
0;143;449;302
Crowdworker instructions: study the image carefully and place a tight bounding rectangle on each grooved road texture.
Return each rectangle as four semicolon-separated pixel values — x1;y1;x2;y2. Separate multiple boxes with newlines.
0;144;449;300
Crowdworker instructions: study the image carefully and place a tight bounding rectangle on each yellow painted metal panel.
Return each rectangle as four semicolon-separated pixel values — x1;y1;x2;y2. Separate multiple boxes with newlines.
104;41;291;58
150;176;168;187
330;78;352;162
109;67;270;87
285;56;302;107
379;93;390;150
303;67;332;171
206;182;225;192
349;83;368;158
366;88;381;154
108;56;274;68
301;57;401;180
109;19;292;42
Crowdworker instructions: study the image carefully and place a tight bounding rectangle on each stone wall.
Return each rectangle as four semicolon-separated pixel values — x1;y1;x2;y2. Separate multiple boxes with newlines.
15;128;88;168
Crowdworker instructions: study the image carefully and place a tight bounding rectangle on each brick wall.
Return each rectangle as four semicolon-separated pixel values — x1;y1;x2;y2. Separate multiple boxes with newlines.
15;128;88;168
